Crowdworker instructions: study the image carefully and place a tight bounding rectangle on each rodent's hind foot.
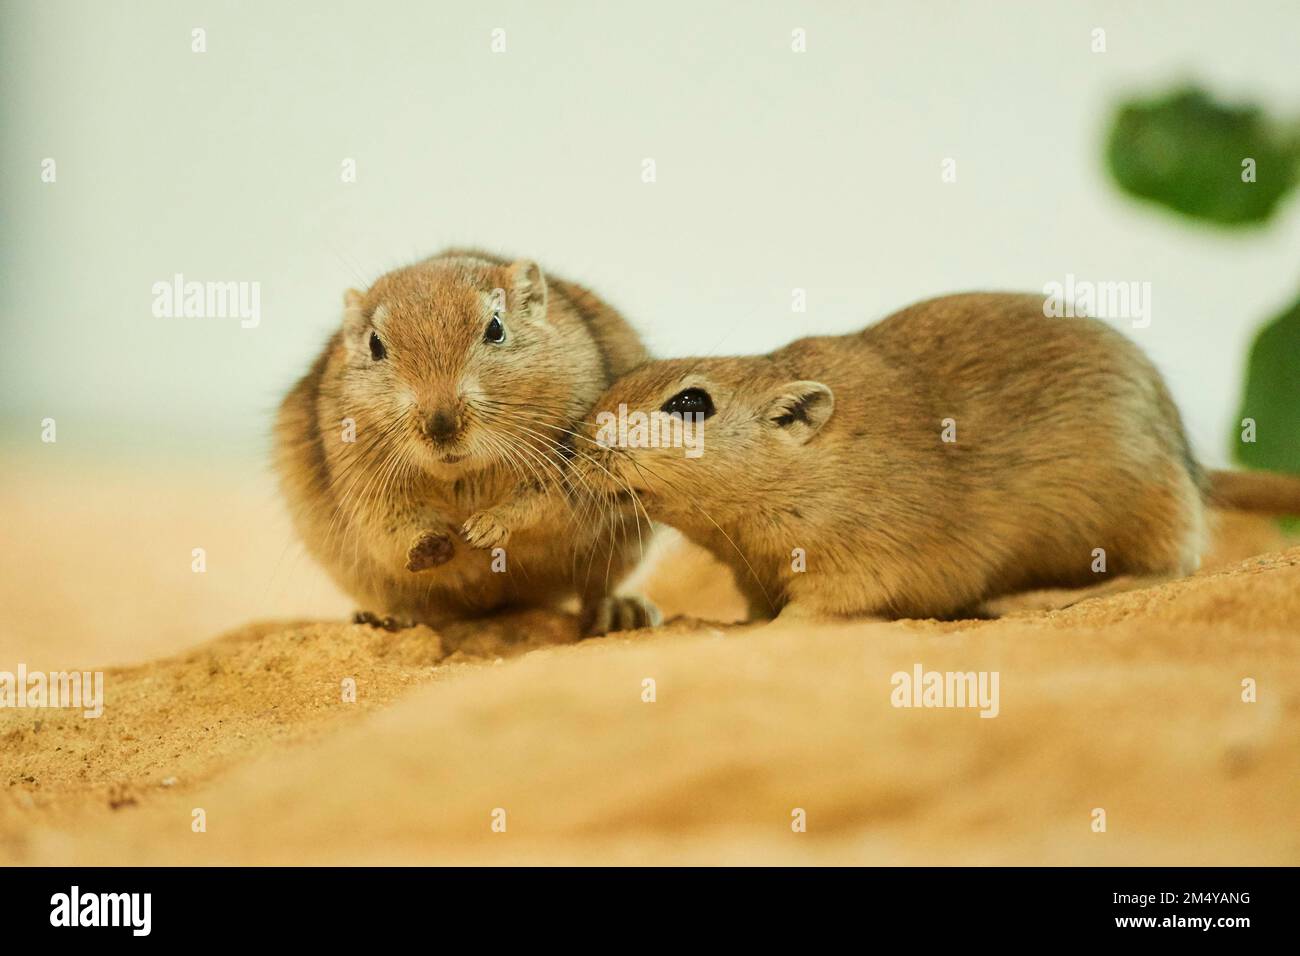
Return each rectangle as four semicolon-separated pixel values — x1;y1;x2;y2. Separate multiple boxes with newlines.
405;530;455;571
351;610;416;631
581;595;663;636
461;510;510;550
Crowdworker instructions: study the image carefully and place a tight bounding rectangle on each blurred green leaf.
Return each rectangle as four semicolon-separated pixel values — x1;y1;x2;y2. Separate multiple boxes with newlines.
1234;293;1300;476
1106;87;1299;226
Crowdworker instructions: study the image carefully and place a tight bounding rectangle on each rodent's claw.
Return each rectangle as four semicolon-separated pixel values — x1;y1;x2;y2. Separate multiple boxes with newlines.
462;511;510;550
406;531;455;571
352;610;414;631
580;595;662;636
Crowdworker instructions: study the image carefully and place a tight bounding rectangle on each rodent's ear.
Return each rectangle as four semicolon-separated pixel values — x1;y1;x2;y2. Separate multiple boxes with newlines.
341;288;366;341
762;381;834;443
508;260;548;321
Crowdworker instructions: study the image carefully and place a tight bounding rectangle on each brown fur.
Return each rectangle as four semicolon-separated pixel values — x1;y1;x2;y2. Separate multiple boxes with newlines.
573;292;1222;621
274;250;658;633
1206;469;1300;513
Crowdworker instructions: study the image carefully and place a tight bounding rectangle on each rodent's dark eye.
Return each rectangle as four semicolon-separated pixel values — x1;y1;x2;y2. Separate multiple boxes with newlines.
484;313;506;344
369;331;386;361
661;387;715;419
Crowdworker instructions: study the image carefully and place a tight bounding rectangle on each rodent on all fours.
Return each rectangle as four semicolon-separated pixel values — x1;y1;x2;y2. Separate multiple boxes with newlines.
274;249;660;635
567;292;1300;623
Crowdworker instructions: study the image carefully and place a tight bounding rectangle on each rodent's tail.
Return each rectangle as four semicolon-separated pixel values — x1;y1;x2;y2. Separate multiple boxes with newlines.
1205;469;1300;514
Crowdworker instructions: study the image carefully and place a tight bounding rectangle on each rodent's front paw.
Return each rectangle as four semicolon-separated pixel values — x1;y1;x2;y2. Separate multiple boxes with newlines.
406;531;455;571
461;511;510;550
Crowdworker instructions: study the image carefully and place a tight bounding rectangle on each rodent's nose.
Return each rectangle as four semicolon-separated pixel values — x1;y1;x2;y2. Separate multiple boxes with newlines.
424;408;461;442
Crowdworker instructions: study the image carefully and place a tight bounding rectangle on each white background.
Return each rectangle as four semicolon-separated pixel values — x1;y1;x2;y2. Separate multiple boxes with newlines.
3;0;1298;467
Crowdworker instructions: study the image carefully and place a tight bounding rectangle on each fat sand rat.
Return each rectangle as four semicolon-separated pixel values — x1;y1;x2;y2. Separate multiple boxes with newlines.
465;292;1300;623
275;249;660;635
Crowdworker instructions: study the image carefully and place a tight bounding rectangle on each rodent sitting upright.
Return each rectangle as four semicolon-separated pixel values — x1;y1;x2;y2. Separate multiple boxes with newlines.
545;292;1300;622
275;249;660;635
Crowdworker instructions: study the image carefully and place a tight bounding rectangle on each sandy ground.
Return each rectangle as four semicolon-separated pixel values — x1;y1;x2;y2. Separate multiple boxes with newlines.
1;452;1297;865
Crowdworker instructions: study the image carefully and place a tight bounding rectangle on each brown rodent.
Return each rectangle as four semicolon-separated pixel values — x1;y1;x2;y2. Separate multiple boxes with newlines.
551;292;1300;622
274;249;660;635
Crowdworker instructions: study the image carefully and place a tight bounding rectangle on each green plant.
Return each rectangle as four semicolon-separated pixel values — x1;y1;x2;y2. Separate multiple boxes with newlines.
1105;85;1300;485
1106;87;1299;226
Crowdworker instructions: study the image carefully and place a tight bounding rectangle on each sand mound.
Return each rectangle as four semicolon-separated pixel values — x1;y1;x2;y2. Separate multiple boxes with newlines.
4;514;1297;865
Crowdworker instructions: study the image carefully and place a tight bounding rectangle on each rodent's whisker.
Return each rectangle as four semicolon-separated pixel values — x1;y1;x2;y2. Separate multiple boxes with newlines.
473;426;531;489
472;399;609;444
623;454;776;614
483;415;596;494
319;414;413;559
476;409;645;581
478;414;576;492
485;420;619;549
493;415;645;528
